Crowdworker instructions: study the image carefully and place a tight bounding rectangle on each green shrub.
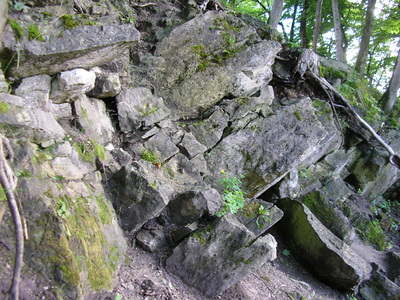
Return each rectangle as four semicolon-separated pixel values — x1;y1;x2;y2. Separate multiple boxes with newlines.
216;171;246;216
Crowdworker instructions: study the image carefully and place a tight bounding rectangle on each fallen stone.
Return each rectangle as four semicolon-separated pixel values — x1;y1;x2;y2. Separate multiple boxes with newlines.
89;71;121;98
50;69;96;104
15;74;52;111
277;198;372;290
166;215;277;298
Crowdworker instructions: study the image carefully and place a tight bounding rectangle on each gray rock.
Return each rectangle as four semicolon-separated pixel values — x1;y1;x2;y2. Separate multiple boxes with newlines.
0;69;9;93
110;163;174;232
180;132;208;159
189;107;230;149
164;187;222;227
50;103;73;120
0;101;65;145
15;74;52;111
139;11;281;118
359;270;400;300
50;68;96;103
89;70;121;98
144;130;179;163
136;229;168;253
116;87;171;132
51;156;94;180
166;215;277;298
4;24;140;79
206;97;340;198
277;198;372;290
236;200;284;237
74;96;115;145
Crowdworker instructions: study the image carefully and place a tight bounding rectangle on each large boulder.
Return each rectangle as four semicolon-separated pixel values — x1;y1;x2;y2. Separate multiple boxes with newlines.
206;97;340;197
3;24;140;79
166;215;277;298
137;11;281;118
277;198;372;290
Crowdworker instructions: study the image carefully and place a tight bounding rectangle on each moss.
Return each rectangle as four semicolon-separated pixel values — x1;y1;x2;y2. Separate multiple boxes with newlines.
93;195;112;225
9;19;24;40
359;219;388;251
213;17;242;32
140;149;160;165
61;15;79;30
293;111;303;121
302;191;336;227
241;201;261;219
138;104;159;117
27;24;45;41
73;139;106;163
0;101;10;113
89;139;106;161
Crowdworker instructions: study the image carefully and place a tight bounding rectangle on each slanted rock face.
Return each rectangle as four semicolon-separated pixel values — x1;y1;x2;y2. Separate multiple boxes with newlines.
3;24;140;79
206;97;340;197
139;11;281;119
277;198;372;290
166;215;277;298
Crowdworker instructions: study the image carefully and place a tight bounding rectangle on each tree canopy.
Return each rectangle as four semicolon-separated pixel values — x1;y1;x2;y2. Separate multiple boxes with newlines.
220;0;400;117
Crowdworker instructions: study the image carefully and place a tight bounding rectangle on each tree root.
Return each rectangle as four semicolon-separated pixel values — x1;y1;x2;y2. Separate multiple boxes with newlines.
0;134;23;300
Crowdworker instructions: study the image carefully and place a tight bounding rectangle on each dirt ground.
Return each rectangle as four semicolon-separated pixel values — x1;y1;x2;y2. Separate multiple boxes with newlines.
111;230;349;300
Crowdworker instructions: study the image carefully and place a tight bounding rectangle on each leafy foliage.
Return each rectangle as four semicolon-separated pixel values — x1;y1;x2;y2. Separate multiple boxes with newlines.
216;171;246;217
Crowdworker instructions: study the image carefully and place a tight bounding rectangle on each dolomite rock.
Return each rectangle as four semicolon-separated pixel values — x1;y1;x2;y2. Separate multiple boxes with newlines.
15;74;52;111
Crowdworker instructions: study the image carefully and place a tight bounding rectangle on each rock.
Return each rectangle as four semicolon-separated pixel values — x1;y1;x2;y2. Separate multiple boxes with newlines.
4;24;140;79
0;0;6;52
74;96;115;144
89;70;121;98
50;68;96;104
277;198;372;290
140;11;281;118
0;69;9;93
15;74;52;111
163;187;221;227
136;229;168;253
179;132;207;159
0;101;65;145
110;162;174;232
144;130;179;162
116;87;171;132
206;97;340;198
189;106;230;149
236;200;284;237
359;270;400;300
50;103;73;120
166;215;277;298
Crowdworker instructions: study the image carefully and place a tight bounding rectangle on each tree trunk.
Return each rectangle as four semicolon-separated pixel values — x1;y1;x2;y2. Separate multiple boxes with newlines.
332;0;345;62
381;51;400;115
268;0;284;29
312;0;324;52
355;0;377;76
289;0;299;43
300;0;309;48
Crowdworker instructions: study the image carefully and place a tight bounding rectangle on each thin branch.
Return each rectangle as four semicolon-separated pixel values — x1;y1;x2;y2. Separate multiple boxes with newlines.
0;134;23;300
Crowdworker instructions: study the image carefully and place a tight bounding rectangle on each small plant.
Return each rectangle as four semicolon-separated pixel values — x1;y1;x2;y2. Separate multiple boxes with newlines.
27;24;44;41
57;198;70;220
8;0;25;11
61;15;79;30
0;102;10;113
140;149;160;166
16;169;32;178
299;168;311;178
9;19;24;40
216;171;246;217
255;204;270;229
138;104;159;117
282;249;291;256
119;15;136;24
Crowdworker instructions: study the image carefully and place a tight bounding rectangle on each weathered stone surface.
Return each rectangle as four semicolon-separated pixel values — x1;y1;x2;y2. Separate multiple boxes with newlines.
236;200;284;237
110;162;174;232
74;95;115;144
4;24;140;79
50;68;96;103
138;11;281;118
164;187;221;227
277;198;372;289
116;88;171;132
136;229;168;253
15;74;52;111
189;107;230;149
144;130;179;162
179;132;207;159
0;101;65;145
0;69;8;93
206;97;340;198
166;215;277;298
89;69;121;98
50;102;73;120
51;156;94;180
359;271;400;300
